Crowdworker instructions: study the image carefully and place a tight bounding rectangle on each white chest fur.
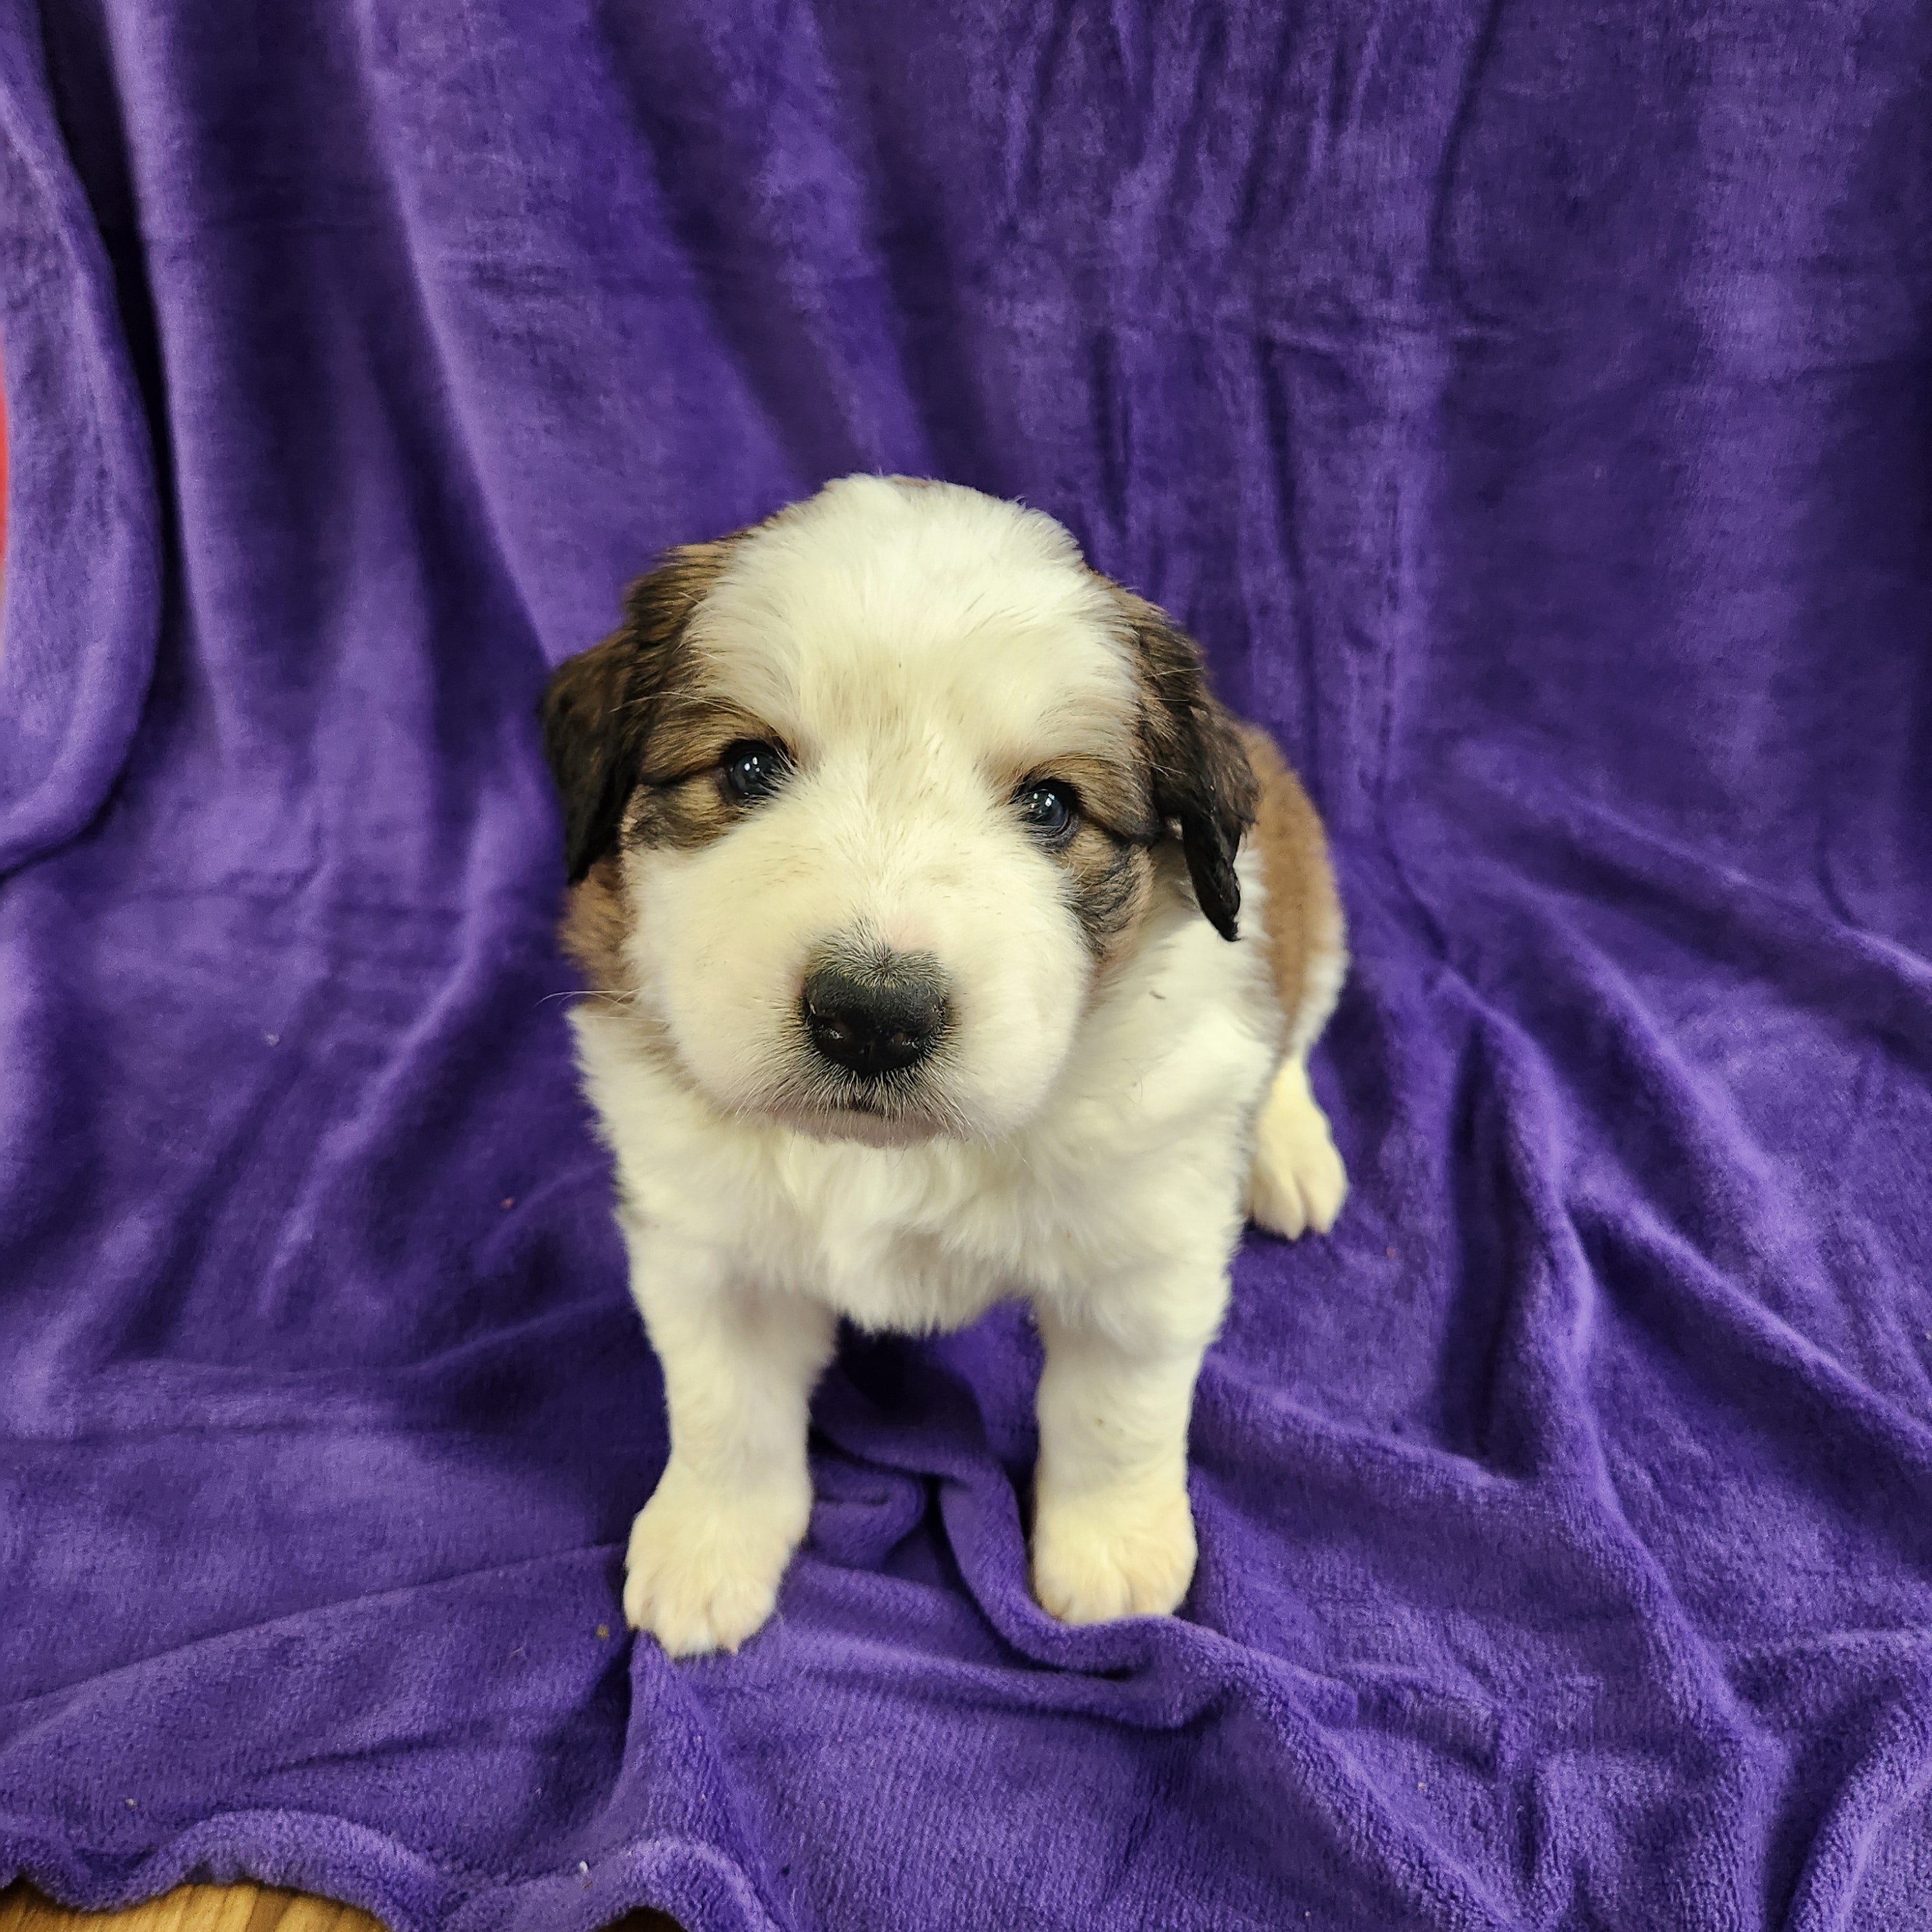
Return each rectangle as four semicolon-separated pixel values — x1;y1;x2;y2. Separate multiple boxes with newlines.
571;858;1283;1342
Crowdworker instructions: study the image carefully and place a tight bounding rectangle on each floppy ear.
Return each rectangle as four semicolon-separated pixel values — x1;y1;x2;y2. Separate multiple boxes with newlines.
540;630;640;884
1111;588;1258;941
538;541;730;883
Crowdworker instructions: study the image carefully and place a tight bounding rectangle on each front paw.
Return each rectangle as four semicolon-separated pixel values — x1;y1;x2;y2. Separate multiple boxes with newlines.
623;1470;809;1657
1031;1476;1197;1626
1248;1058;1348;1239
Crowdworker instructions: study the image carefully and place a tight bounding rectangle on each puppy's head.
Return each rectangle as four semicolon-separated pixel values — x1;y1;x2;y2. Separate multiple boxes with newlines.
542;476;1255;1144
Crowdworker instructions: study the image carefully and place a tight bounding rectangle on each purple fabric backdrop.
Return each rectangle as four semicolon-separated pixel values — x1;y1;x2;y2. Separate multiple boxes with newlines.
4;1;1932;1927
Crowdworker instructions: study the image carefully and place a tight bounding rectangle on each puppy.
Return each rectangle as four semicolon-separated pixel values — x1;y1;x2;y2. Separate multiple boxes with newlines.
541;476;1347;1656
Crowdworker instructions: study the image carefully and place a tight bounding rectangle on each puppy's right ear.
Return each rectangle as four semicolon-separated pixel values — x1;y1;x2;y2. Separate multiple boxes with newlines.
540;630;641;885
539;542;729;883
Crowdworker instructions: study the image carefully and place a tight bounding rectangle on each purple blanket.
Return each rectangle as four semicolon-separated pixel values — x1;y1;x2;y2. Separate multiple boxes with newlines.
5;1;1931;1926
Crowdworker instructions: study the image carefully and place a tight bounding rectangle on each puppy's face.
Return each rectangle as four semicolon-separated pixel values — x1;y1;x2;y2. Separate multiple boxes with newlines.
542;477;1255;1146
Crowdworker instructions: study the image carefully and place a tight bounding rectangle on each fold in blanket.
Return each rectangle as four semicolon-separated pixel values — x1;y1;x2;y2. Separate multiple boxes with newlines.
3;1;1931;1927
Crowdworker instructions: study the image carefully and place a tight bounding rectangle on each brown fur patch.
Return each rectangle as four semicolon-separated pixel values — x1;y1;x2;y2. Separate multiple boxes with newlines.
540;536;754;881
559;856;634;995
1094;581;1258;940
998;746;1159;967
627;697;791;854
544;539;776;1023
1235;724;1344;1043
1034;750;1159;845
639;696;782;789
1062;827;1155;965
629;771;745;852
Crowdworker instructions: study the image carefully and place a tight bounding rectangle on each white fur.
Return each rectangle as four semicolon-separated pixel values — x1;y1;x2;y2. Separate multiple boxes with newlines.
568;477;1346;1654
1246;1054;1349;1240
632;478;1135;1144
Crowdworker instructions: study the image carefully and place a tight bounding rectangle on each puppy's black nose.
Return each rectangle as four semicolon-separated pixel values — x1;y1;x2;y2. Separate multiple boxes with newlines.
802;952;948;1078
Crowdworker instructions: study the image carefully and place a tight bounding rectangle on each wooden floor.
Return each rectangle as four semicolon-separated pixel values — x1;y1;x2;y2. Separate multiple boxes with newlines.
0;1889;375;1932
0;1884;677;1932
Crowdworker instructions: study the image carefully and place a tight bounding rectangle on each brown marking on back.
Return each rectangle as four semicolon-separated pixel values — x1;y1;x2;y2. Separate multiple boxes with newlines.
1235;723;1344;1045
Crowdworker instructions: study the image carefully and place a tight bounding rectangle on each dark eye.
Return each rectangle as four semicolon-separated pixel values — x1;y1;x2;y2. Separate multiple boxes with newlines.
719;739;787;805
1015;779;1079;843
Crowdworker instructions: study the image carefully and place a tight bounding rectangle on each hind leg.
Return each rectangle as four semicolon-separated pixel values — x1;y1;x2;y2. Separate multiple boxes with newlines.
1246;1054;1348;1238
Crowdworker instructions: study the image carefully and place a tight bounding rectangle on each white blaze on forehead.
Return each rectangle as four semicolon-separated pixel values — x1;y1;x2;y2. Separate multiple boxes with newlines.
687;476;1139;763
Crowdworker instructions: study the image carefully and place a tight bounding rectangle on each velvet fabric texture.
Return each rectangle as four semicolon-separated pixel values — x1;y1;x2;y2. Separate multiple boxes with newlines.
4;3;1931;1927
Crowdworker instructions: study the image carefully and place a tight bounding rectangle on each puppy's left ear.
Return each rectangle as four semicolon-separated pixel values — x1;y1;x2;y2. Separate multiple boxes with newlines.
1111;588;1258;941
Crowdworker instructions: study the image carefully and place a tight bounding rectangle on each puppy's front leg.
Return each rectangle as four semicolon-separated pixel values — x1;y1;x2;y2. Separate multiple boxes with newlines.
1030;1297;1220;1626
622;1225;836;1657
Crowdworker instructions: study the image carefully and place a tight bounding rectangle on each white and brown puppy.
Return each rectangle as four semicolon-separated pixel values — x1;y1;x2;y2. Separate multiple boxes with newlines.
542;475;1346;1657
